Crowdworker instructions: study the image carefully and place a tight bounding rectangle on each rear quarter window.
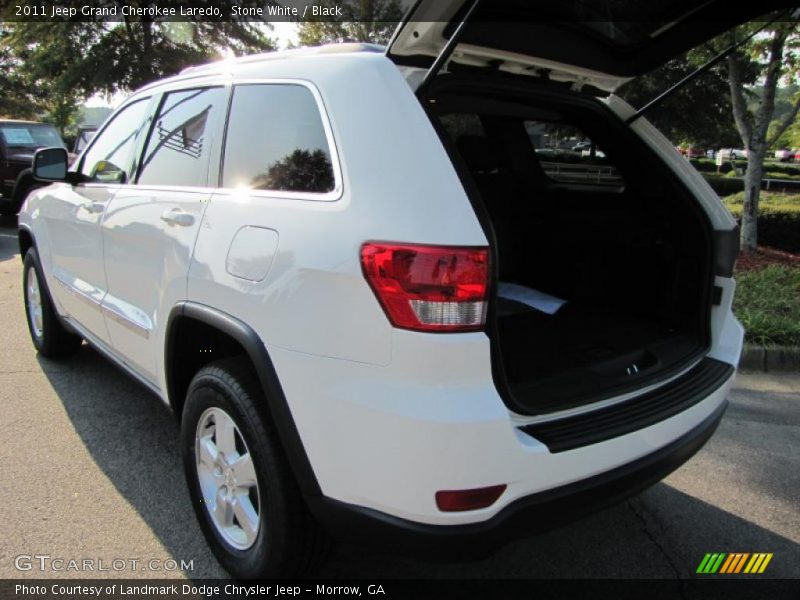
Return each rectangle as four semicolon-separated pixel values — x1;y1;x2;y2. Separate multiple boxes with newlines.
222;84;336;195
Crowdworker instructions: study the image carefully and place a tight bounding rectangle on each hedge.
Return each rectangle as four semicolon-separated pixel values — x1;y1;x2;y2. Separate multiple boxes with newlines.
690;158;800;177
701;173;800;196
723;192;800;253
690;158;738;174
733;266;800;346
703;173;745;195
765;171;800;181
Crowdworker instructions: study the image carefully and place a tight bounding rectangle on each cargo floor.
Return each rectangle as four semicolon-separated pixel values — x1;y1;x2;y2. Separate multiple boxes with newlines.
497;299;703;414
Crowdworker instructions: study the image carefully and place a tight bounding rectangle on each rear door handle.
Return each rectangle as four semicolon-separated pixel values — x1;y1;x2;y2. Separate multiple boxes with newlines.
160;208;195;226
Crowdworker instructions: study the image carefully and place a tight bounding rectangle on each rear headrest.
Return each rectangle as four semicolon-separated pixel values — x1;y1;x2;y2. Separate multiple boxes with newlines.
457;135;507;173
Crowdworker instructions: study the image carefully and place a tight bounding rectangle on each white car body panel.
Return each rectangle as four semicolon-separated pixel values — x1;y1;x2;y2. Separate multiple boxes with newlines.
40;183;116;344
101;186;211;384
19;48;743;528
268;333;731;524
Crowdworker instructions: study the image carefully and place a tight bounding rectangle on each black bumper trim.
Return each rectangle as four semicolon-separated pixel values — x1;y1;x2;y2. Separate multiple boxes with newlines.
306;400;727;559
519;357;733;453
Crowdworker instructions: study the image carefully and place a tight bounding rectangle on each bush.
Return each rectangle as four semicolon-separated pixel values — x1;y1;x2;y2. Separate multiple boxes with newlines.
723;192;800;253
762;161;800;176
703;173;745;195
702;173;800;196
765;171;800;181
723;191;800;211
690;158;800;177
733;266;800;346
689;158;738;174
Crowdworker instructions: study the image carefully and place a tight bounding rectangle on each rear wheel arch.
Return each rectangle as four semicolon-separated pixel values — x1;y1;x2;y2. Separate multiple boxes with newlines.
165;302;321;497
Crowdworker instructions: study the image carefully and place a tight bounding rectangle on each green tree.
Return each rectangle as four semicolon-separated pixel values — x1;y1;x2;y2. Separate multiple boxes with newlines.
296;0;403;46
253;149;334;192
2;2;276;105
770;118;800;149
619;55;740;148
766;84;800;149
717;21;800;252
0;25;38;119
4;22;87;135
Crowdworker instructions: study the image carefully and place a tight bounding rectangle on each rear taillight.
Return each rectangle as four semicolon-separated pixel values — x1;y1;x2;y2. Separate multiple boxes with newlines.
360;242;489;332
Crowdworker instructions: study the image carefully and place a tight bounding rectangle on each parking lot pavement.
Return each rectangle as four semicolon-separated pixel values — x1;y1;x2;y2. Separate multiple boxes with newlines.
0;215;797;581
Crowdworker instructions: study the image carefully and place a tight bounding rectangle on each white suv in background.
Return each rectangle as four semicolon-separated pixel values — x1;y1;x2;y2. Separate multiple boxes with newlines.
18;3;761;578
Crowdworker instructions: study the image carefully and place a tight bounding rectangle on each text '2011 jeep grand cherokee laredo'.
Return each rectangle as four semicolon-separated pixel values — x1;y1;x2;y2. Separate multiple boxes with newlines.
17;1;782;577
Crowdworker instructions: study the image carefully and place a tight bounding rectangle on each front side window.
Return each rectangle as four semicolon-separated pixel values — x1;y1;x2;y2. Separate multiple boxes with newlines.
80;99;150;184
137;87;227;187
222;84;336;194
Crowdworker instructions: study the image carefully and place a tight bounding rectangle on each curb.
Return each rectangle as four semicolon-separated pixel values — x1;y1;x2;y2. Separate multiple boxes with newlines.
738;344;800;372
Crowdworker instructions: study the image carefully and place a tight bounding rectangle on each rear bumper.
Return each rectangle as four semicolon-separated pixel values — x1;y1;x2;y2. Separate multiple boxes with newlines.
307;399;727;559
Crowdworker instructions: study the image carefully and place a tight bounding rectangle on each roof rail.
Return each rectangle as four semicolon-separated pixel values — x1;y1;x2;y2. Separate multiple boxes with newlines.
180;43;384;75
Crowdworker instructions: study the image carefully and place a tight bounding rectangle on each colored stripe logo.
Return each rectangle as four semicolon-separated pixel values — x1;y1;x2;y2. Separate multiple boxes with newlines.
696;553;773;574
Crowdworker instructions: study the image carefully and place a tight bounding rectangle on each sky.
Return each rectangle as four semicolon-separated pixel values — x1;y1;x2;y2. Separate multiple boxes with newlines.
272;21;299;47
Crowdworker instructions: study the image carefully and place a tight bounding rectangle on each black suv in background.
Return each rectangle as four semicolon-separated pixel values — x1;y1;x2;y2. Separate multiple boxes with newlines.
0;120;67;215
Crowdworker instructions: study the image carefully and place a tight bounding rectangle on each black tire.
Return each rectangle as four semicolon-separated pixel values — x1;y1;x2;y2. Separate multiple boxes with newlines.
181;358;328;578
22;248;83;357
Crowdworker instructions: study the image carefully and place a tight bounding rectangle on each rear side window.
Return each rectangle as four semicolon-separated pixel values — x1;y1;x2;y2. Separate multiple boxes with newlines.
80;99;150;183
138;87;227;187
222;84;336;194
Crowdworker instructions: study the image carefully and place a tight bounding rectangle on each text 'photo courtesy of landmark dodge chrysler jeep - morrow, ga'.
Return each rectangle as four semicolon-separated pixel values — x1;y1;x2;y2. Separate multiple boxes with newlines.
17;1;785;578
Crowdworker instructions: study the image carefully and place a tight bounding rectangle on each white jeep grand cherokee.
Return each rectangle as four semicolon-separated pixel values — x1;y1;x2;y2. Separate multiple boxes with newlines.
18;4;761;578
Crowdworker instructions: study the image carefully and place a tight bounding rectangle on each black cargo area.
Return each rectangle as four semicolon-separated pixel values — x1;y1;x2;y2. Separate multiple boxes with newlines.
431;78;713;415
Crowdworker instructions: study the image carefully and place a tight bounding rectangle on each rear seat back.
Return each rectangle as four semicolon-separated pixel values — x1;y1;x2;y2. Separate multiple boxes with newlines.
456;135;519;279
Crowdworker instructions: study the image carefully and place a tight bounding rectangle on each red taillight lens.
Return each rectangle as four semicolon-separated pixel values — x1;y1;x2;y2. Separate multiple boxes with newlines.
360;242;489;332
435;485;507;512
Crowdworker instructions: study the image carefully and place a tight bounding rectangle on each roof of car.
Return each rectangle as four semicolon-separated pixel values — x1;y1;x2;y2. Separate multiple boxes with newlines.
0;119;47;125
180;43;385;75
131;43;385;96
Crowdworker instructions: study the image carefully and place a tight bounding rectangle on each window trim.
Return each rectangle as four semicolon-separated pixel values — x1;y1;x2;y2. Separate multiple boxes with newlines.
216;78;344;202
133;84;230;189
74;96;155;187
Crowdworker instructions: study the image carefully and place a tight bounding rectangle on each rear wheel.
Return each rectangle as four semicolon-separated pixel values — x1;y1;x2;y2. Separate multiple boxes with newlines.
23;248;82;357
181;358;327;578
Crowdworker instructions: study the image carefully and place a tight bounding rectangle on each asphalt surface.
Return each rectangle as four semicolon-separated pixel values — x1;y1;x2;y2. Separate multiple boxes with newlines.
0;215;797;582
